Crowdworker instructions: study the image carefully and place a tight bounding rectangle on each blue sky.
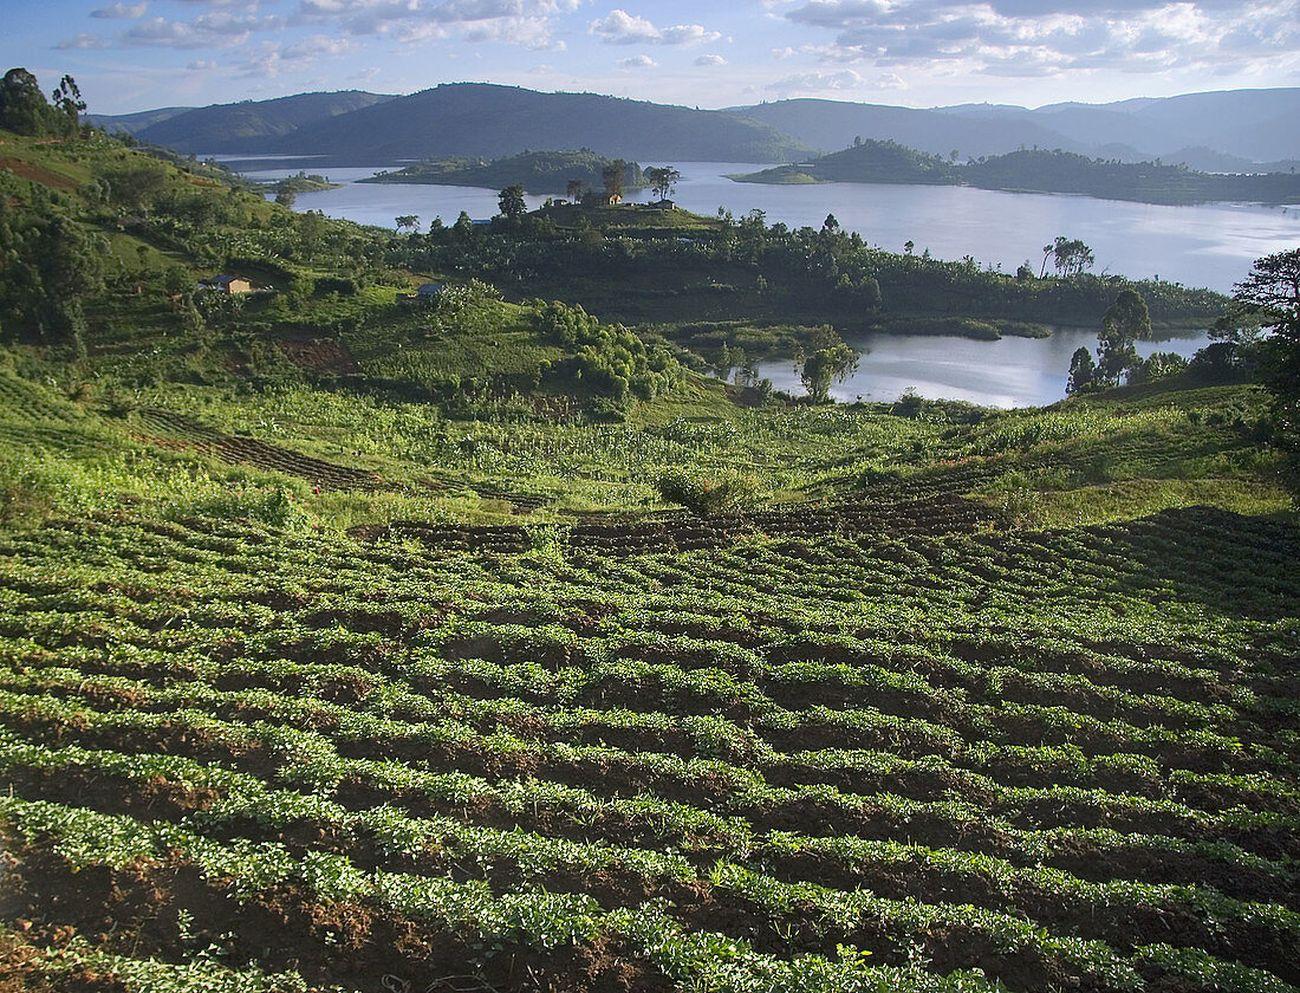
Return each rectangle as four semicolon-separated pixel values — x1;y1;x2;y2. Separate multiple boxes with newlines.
5;0;1298;114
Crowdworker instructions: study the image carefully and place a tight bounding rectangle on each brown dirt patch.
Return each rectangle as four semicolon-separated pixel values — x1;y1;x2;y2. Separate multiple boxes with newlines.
0;158;78;192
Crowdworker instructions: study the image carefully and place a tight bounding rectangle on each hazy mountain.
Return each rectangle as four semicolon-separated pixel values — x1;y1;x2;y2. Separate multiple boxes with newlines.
98;84;1300;166
86;106;193;136
127;91;395;154
258;84;807;163
726;99;1081;159
948;88;1300;162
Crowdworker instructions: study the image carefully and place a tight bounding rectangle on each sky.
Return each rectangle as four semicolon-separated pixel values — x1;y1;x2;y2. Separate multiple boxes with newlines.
3;0;1298;115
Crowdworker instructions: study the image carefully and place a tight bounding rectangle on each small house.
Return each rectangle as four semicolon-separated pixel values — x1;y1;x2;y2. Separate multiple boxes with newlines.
203;274;253;295
607;194;623;206
417;282;444;302
648;199;676;210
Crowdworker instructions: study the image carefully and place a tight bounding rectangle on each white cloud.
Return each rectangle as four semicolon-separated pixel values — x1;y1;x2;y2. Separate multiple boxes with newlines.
293;0;578;49
122;11;282;48
56;32;113;49
768;67;865;96
620;53;658;68
91;2;148;19
589;8;721;46
780;0;1300;79
695;53;728;66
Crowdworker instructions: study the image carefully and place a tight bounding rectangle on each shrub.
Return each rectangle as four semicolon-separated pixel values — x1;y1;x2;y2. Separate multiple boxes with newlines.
655;469;760;516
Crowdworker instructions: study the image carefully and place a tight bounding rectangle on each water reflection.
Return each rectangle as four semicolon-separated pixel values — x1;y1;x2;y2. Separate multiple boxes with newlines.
742;327;1212;408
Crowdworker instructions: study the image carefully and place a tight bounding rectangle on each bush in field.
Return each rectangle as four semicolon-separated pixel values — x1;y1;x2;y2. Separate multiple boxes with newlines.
655;469;760;516
539;301;683;406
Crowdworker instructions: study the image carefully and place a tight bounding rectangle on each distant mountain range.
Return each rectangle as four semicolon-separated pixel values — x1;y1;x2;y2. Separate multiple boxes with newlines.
92;83;1300;167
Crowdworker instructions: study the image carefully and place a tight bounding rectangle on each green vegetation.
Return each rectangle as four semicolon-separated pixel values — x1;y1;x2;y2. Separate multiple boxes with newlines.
1;73;1298;993
735;140;1300;206
363;149;647;196
395;199;1223;369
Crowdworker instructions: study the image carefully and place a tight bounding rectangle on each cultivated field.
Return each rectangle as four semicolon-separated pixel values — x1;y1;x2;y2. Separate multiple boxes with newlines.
1;381;1297;993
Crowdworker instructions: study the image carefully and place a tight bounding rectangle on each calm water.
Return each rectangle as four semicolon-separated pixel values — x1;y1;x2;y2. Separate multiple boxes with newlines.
234;159;1300;293
743;327;1212;408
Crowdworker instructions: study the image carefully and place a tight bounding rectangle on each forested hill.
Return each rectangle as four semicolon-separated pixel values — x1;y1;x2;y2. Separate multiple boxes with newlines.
361;150;647;194
121;90;395;153
257;84;807;163
962;149;1300;204
735;141;1300;205
728;99;1082;160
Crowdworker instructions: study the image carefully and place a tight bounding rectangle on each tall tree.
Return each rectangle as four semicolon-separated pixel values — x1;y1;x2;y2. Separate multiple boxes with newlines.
1050;236;1095;278
565;179;585;202
50;75;85;136
395;215;420;234
800;344;857;403
1066;346;1096;395
1232;249;1300;494
601;161;626;202
645;166;681;202
498;184;526;222
1096;287;1150;384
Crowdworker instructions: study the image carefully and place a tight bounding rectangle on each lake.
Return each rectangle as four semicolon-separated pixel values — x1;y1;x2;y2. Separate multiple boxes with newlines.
740;327;1212;408
232;158;1300;293
229;158;1270;406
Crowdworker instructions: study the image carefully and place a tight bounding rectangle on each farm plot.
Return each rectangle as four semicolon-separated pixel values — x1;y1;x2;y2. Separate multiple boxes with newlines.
132;407;385;492
0;494;1297;993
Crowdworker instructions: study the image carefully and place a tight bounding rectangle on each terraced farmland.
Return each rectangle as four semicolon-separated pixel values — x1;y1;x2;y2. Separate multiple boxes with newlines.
1;486;1297;993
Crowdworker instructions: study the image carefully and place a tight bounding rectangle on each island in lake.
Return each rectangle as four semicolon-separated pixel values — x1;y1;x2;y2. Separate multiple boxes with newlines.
360;149;648;196
733;139;1300;206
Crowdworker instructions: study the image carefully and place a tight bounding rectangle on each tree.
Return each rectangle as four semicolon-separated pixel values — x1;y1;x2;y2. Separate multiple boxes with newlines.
645;166;681;202
274;188;297;209
565;179;585;202
601;161;626;202
904;240;914;256
1129;351;1188;385
1066;347;1096;395
1096;287;1150;384
0;68;53;136
395;215;420;234
50;75;85;136
498;185;526;223
1045;236;1095;278
800;344;857;403
822;214;840;234
1231;249;1300;494
101;157;169;214
0;205;105;344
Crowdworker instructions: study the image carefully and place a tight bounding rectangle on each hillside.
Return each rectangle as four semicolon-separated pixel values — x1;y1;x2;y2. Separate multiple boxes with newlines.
735;140;1300;205
735;88;1300;165
963;148;1300;204
127;90;395;153
727;98;1083;158
361;150;647;195
252;83;807;163
85;105;192;136
942;87;1300;163
733;138;957;186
